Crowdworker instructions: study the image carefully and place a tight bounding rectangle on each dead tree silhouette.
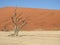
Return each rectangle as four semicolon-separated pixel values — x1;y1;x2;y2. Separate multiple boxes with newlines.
2;23;8;31
2;18;10;31
9;7;27;36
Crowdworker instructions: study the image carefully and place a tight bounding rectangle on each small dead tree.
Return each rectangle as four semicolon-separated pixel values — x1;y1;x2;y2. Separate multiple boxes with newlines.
9;7;27;36
2;18;10;31
2;24;8;31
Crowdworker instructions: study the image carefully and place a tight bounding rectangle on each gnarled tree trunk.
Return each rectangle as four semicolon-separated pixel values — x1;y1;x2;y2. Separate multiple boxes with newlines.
14;25;19;36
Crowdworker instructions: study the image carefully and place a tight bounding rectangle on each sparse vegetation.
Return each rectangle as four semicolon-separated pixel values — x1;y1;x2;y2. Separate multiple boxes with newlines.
8;7;27;36
2;24;9;32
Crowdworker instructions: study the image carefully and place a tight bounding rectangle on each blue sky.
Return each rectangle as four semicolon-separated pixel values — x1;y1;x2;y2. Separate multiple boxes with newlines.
0;0;60;10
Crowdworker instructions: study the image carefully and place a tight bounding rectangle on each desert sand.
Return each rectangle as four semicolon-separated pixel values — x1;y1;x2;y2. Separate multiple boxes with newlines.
0;31;60;45
0;7;60;31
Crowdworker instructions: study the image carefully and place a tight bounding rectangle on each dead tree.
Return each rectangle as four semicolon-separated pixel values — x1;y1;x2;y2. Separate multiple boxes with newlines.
10;7;27;36
2;18;10;31
2;24;8;31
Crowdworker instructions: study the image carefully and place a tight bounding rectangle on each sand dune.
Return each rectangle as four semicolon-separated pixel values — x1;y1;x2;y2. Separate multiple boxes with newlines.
0;7;60;31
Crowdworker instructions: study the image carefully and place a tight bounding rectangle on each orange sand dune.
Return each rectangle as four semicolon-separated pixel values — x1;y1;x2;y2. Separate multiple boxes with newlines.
0;7;60;31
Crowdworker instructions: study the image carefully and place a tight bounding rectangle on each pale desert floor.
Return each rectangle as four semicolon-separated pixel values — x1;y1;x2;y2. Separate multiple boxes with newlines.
0;31;60;45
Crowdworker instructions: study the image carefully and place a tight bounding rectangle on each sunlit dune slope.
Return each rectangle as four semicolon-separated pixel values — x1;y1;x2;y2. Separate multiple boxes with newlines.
0;7;60;31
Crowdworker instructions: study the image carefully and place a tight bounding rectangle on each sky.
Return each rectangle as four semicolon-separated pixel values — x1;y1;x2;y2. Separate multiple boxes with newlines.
0;0;60;10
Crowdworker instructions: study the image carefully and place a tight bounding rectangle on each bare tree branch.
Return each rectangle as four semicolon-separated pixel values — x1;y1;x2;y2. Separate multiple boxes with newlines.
18;20;27;29
17;11;23;18
17;17;23;22
11;17;16;25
